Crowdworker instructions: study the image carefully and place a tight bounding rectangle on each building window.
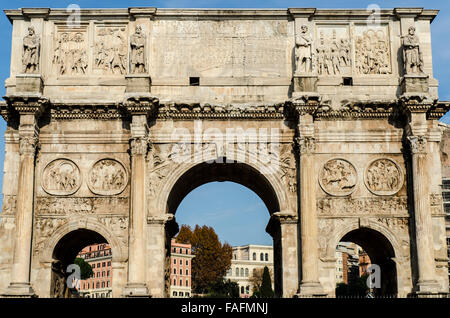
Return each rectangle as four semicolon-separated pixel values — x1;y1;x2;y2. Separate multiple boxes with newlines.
180;269;183;275
236;268;239;276
96;282;99;289
241;286;244;294
107;270;110;277
180;280;182;286
107;261;111;266
173;279;176;286
96;272;100;278
240;268;244;277
180;292;184;297
174;259;176;264
102;282;105;288
253;253;256;261
186;293;190;297
174;268;176;274
186;279;189;286
265;253;268;262
107;281;110;288
186;260;188;265
92;263;95;269
102;262;106;267
245;268;249;277
186;269;189;275
260;253;264;261
173;291;177;296
246;286;250;294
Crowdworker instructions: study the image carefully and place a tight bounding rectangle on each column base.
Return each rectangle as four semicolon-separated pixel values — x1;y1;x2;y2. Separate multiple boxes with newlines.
2;282;36;298
414;279;442;294
297;281;327;298
123;283;151;298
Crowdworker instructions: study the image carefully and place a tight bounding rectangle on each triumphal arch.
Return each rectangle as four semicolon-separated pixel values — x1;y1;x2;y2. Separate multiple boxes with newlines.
0;7;448;298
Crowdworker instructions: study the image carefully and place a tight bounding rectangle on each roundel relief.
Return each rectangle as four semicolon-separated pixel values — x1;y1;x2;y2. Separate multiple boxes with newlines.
365;158;403;196
42;159;81;196
319;159;357;196
88;159;128;195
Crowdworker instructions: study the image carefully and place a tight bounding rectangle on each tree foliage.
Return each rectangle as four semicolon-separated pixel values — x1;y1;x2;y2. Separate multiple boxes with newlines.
175;224;232;294
206;279;239;298
249;267;274;295
259;266;274;298
74;257;93;280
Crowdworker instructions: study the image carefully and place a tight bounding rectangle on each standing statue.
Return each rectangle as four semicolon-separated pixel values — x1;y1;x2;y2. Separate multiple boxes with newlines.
402;26;424;75
295;25;313;74
22;26;40;74
130;25;146;74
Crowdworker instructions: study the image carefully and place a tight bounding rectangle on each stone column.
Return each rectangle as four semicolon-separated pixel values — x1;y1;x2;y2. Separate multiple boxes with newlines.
296;136;324;296
147;214;178;297
407;135;440;293
123;115;150;297
4;97;46;297
292;101;325;297
266;211;299;298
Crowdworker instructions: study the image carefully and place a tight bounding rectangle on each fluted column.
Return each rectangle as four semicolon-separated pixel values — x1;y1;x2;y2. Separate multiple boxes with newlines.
3;96;46;297
296;136;324;296
124;115;150;297
407;135;440;293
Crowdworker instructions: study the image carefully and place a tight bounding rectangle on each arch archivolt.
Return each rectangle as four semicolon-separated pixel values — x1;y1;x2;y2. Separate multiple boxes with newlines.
39;215;127;264
318;217;410;263
148;142;296;215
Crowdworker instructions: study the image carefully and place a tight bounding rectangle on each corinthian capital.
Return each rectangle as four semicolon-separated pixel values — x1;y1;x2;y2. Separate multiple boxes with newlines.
19;135;38;155
407;135;427;154
295;136;316;154
130;137;149;157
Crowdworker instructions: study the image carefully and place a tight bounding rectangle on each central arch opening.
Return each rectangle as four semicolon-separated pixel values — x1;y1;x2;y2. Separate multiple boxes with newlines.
166;161;281;298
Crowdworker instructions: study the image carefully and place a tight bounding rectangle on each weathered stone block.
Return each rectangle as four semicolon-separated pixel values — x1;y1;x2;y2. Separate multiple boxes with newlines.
15;74;43;94
293;75;318;93
401;75;429;94
125;75;152;94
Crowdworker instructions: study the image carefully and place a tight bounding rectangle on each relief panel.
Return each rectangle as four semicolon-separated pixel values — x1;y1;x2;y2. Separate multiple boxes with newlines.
364;158;404;196
315;25;351;76
52;25;88;76
93;25;128;75
41;159;82;196
88;159;128;196
319;159;357;196
354;25;392;75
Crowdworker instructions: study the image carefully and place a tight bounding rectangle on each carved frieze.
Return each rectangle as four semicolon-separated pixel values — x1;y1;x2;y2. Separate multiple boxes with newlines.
430;193;444;215
22;26;40;74
41;159;82;196
355;25;392;75
1;195;17;215
88;159;128;195
315;26;351;76
36;197;129;215
34;217;68;257
94;25;128;75
364;158;404;196
148;144;175;198
319;159;357;196
53;27;88;76
279;143;297;193
317;196;408;216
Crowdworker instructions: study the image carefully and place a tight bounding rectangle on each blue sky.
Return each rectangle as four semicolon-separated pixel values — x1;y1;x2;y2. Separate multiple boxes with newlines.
1;1;449;247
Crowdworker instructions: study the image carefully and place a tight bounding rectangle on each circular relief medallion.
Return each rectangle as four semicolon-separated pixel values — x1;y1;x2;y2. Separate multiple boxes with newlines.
319;159;357;196
88;159;128;196
365;158;404;196
42;159;81;196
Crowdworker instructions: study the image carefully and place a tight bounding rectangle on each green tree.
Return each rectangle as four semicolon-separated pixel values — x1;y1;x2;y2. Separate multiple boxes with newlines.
175;224;232;294
259;266;274;298
74;257;93;280
206;279;239;298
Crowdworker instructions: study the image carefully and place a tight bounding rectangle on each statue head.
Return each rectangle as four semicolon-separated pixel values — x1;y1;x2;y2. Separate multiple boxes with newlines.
135;25;142;34
301;25;308;34
408;26;416;36
28;26;35;36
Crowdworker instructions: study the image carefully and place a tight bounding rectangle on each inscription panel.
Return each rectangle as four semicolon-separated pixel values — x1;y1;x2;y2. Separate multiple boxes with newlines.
151;20;290;78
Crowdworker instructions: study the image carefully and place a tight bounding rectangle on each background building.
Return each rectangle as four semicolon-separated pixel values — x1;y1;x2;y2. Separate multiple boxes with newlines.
77;243;112;298
440;123;450;289
335;242;369;285
224;245;273;298
170;239;194;298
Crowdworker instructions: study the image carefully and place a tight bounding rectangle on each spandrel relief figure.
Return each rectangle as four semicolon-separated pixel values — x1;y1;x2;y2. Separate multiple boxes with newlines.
23;26;40;73
130;25;146;74
294;25;313;74
402;26;424;75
